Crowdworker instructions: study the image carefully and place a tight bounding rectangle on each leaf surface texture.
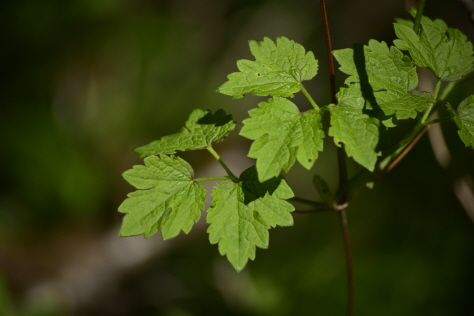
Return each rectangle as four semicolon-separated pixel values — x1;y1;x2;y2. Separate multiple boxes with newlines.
333;40;432;121
240;97;324;181
135;109;235;158
454;95;474;148
119;155;206;239
207;166;294;272
394;14;474;81
217;37;318;98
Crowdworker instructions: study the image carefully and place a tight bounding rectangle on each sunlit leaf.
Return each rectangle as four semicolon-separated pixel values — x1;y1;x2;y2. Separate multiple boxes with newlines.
240;97;324;181
135;109;235;158
217;37;318;98
119;155;206;239
207;166;294;272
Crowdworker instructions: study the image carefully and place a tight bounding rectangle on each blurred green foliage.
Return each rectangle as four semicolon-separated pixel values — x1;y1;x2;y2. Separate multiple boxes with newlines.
0;0;473;315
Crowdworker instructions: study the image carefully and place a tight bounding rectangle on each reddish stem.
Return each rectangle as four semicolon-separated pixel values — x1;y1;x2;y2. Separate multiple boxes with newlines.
319;1;354;315
320;0;337;104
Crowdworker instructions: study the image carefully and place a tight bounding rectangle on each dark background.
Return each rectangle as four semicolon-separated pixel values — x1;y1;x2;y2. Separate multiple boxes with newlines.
1;0;474;315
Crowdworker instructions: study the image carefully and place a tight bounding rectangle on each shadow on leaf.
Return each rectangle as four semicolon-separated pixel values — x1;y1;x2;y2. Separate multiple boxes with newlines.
240;166;283;204
197;109;233;126
353;43;391;151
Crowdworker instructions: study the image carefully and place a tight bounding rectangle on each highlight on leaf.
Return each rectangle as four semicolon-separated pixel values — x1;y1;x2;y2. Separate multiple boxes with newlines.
119;155;206;240
206;166;294;272
239;97;324;182
116;7;474;277
217;36;318;99
135;109;236;158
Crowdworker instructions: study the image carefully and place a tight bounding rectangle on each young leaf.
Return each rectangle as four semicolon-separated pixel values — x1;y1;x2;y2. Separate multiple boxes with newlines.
333;40;432;121
328;103;381;171
394;14;474;81
119;155;206;240
217;37;318;98
452;95;474;148
207;166;294;272
135;109;236;158
239;97;324;182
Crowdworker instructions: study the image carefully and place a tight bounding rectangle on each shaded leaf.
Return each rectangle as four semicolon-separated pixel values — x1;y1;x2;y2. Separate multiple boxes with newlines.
394;14;474;81
453;95;474;148
328;104;381;171
333;40;432;121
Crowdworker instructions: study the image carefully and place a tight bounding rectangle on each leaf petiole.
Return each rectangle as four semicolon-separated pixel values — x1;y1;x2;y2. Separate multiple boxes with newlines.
433;78;442;100
423;117;453;126
339;121;427;201
425;81;458;119
206;146;239;182
421;80;442;123
300;85;319;111
445;102;457;118
438;81;457;102
413;0;426;35
290;196;328;208
378;122;425;171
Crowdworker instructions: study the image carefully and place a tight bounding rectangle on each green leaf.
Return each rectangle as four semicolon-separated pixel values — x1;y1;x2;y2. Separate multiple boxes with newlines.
454;95;474;148
207;166;294;272
239;97;324;182
333;40;432;121
119;155;206;239
394;15;474;81
135;109;236;158
217;37;318;98
328;104;381;171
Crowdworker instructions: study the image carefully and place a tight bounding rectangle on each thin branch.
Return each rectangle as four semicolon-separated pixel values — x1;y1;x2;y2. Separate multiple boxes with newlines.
293;208;334;214
320;1;353;315
290;196;325;207
413;0;427;35
320;0;348;202
301;84;320;111
336;148;349;203
423;117;453;125
338;210;354;316
340;120;428;202
206;146;239;182
290;196;335;212
421;80;441;123
319;0;337;104
374;126;429;181
438;81;457;102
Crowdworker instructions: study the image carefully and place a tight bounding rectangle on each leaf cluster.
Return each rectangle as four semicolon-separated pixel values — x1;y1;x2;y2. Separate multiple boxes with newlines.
119;109;295;271
118;11;474;272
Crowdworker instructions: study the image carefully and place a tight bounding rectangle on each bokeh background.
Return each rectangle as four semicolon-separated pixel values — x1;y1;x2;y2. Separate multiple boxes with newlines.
1;0;474;315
